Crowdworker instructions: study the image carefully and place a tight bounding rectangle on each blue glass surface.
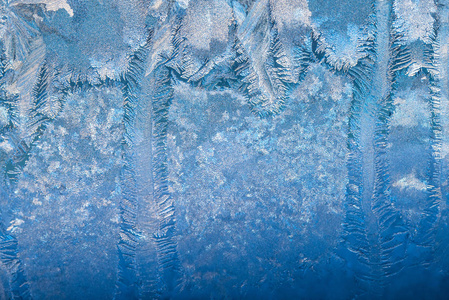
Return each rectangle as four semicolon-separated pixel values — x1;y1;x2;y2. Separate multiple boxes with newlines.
0;0;447;299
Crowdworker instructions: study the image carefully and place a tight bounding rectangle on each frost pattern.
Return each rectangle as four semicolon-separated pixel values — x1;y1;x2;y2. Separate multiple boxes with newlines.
0;0;447;299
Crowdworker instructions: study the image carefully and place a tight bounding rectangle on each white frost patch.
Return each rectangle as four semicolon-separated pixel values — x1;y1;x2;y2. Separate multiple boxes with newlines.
391;90;430;127
0;139;13;153
182;0;232;51
394;0;436;43
7;218;24;232
75;202;90;222
89;54;128;80
441;44;449;56
212;132;227;143
440;142;449;160
57;125;68;136
149;0;164;10
392;172;426;191
32;198;42;205
41;0;73;16
47;161;60;173
13;0;74;17
0;106;8;126
110;215;119;224
176;0;189;9
270;0;311;28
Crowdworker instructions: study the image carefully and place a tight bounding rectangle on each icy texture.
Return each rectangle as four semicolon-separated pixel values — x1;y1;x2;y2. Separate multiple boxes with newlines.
0;0;447;299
